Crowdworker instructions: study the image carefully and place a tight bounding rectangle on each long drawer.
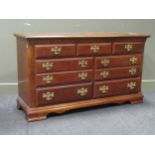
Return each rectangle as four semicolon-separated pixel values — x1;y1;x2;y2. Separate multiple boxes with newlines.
77;43;112;56
35;70;93;87
35;57;94;73
35;44;76;59
95;54;142;69
95;66;141;81
36;83;93;106
94;78;141;98
113;42;144;54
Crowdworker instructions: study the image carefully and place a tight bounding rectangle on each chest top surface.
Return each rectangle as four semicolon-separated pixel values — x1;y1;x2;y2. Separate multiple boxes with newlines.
14;33;150;39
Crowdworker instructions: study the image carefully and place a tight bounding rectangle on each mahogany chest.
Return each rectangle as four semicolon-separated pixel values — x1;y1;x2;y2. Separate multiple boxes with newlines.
14;33;150;122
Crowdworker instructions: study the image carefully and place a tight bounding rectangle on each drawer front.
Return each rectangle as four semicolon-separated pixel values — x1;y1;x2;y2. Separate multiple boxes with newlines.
77;43;111;56
36;83;92;106
35;70;93;87
95;54;142;69
35;57;94;73
35;44;76;59
94;78;141;98
95;66;141;81
113;42;144;54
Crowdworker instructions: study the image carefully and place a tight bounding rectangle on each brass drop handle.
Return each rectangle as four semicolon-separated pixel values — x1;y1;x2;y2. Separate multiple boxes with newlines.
79;60;88;68
42;92;55;101
42;75;53;84
125;43;133;51
101;58;110;67
127;82;136;90
99;85;109;94
130;57;137;65
42;62;53;70
100;71;109;79
78;72;88;80
90;45;100;53
129;68;137;76
51;46;62;55
77;88;88;96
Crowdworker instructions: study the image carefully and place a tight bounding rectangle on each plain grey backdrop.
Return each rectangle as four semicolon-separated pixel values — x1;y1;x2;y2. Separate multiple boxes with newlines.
0;19;155;94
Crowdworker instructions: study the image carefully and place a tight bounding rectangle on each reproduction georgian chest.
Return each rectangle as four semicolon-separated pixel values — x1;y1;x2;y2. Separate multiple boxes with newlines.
14;33;150;122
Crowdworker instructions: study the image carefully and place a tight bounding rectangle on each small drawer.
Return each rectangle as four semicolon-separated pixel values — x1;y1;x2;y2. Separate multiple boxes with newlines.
94;78;141;98
36;83;93;106
35;44;76;59
77;43;111;56
95;54;142;69
113;42;144;55
35;70;93;87
95;66;141;81
35;57;94;73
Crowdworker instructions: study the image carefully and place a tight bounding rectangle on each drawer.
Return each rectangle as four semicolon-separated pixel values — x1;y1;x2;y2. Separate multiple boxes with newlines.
95;66;141;81
35;44;76;59
94;78;141;98
95;54;142;69
77;43;111;56
113;42;144;54
36;83;93;106
35;70;93;87
35;57;94;73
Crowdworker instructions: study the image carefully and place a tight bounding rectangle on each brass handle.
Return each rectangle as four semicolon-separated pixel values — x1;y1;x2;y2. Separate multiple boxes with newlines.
127;82;136;90
42;75;53;84
42;92;55;101
125;43;133;51
42;62;53;70
100;71;109;79
78;72;88;80
77;88;88;96
90;45;100;53
129;68;137;76
79;60;88;68
51;46;62;55
101;58;110;67
99;85;109;94
130;56;137;65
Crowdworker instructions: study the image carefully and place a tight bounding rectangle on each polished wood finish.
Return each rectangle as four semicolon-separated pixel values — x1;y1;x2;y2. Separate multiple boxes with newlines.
14;33;150;39
15;33;150;121
77;43;111;56
113;42;144;54
36;83;93;106
35;44;76;59
95;54;142;68
95;66;141;80
94;77;141;98
35;70;93;87
35;57;94;73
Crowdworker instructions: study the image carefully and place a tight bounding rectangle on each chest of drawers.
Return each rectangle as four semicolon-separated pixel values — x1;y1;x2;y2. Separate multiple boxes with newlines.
14;33;150;122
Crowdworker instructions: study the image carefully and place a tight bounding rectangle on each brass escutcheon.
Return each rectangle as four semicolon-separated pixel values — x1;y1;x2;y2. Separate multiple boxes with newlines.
79;60;88;68
77;88;88;96
51;46;62;55
90;45;100;53
101;58;110;67
129;68;137;76
99;85;109;94
42;75;53;84
100;71;109;79
42;92;55;101
42;62;53;70
125;43;133;51
130;56;137;65
127;82;136;90
78;72;88;80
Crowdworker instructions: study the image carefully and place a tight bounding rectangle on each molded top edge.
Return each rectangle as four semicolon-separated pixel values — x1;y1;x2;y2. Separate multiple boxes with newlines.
14;33;150;39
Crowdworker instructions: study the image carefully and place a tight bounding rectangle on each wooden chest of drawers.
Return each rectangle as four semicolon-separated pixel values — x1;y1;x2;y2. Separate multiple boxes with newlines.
14;33;150;122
